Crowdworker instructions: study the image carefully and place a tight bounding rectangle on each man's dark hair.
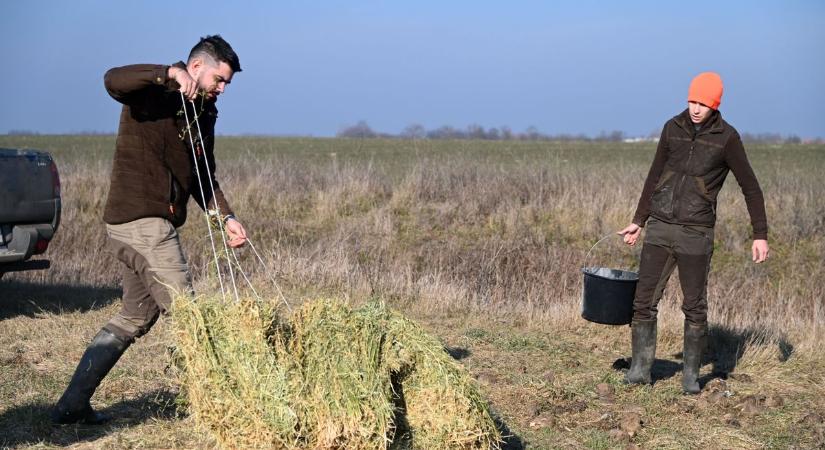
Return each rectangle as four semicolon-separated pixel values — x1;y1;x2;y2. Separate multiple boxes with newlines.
188;35;242;73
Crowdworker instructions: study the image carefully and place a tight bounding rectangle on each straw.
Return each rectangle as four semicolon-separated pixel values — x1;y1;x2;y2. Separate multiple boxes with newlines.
172;295;502;449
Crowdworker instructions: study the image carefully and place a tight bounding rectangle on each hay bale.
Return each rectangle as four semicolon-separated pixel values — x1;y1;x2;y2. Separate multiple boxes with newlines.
172;296;300;448
383;312;500;449
277;300;397;449
172;295;501;449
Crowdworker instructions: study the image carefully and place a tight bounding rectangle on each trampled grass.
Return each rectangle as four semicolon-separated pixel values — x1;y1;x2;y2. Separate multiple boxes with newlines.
1;135;823;448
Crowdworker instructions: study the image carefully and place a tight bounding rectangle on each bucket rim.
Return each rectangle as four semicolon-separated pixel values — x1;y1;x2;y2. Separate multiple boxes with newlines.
582;266;639;282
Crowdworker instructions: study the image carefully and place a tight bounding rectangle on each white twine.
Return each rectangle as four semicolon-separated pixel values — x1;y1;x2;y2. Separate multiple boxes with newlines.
188;99;240;302
180;94;291;310
229;247;261;301
246;237;292;312
180;92;226;301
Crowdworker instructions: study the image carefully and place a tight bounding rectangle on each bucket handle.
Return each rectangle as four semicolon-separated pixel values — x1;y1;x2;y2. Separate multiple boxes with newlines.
582;233;614;269
582;233;638;271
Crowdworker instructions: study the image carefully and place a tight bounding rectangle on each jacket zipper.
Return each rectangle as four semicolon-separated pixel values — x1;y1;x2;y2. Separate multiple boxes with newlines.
168;170;176;217
674;135;696;219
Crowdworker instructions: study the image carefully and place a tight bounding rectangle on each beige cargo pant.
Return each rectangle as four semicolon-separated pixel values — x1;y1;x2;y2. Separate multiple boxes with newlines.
104;218;192;342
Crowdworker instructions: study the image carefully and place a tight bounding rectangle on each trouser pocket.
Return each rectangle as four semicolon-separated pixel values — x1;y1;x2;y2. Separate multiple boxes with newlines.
678;225;714;256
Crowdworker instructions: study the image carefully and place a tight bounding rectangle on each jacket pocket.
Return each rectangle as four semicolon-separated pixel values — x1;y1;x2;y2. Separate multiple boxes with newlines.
167;169;185;225
683;177;715;224
653;170;674;191
131;217;175;250
168;169;180;205
650;170;676;218
695;177;712;201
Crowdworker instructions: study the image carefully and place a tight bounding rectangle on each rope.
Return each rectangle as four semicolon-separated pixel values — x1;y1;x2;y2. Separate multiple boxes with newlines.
181;95;289;310
246;237;292;312
180;92;226;301
229;247;262;301
188;99;240;302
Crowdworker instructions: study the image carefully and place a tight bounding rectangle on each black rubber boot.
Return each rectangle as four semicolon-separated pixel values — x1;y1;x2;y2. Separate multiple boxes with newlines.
624;319;657;385
682;321;707;395
51;328;131;424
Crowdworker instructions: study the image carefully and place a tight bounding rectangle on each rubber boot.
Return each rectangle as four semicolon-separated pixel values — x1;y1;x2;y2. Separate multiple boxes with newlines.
682;321;707;395
624;319;657;385
51;328;131;424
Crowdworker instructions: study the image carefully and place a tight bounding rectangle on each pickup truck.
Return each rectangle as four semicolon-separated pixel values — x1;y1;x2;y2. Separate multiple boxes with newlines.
0;148;61;279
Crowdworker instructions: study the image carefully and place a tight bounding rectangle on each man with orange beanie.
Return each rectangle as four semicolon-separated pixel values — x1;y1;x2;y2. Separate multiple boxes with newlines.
616;72;769;394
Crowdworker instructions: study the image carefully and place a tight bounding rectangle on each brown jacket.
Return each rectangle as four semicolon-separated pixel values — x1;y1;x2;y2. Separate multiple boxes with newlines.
103;62;232;228
632;109;768;240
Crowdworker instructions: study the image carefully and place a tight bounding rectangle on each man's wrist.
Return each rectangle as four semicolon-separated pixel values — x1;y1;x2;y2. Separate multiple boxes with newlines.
223;214;236;224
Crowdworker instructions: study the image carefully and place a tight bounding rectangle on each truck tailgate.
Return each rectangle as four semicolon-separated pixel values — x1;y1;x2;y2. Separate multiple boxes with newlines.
0;148;61;224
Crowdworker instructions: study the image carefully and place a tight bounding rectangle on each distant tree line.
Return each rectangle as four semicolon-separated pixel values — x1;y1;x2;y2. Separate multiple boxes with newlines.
5;129;111;136
3;125;820;144
740;132;804;144
337;121;629;142
337;121;821;144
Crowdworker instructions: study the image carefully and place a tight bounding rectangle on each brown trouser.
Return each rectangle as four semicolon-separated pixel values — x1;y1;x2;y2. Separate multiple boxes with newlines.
103;218;192;342
633;218;714;325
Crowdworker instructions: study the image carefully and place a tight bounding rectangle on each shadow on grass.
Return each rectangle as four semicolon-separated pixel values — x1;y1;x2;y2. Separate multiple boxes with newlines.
612;323;794;387
611;357;683;383
651;359;683;382
495;413;527;450
0;389;179;448
701;324;794;383
445;346;472;360
0;280;121;321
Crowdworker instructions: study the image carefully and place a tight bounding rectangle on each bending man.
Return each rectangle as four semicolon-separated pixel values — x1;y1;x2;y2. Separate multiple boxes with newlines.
52;35;248;424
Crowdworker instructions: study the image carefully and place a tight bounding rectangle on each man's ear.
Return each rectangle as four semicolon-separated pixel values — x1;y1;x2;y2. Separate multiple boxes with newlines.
187;58;203;75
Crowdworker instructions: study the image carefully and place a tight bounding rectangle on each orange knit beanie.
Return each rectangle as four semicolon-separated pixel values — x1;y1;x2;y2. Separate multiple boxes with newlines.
688;72;723;110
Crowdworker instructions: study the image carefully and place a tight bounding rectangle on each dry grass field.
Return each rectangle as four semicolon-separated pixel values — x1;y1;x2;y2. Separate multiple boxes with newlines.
1;135;823;449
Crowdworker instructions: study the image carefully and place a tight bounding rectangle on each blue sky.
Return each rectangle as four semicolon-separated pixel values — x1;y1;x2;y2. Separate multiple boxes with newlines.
2;0;823;137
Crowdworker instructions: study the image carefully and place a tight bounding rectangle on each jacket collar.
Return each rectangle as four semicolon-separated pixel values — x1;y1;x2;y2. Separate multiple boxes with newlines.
674;108;725;136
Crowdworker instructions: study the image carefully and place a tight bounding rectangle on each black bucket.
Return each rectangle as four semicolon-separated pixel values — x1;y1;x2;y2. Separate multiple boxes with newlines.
580;234;639;325
581;267;638;325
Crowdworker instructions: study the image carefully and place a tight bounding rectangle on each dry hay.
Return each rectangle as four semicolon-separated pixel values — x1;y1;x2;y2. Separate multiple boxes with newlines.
172;295;501;449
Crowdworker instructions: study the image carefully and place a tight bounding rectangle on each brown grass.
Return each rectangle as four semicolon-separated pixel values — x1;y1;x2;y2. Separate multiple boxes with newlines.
1;135;823;449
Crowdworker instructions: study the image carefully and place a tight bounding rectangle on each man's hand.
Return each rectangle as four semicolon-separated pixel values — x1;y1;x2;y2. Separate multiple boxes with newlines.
617;223;642;246
752;239;769;263
168;66;198;101
225;218;248;248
